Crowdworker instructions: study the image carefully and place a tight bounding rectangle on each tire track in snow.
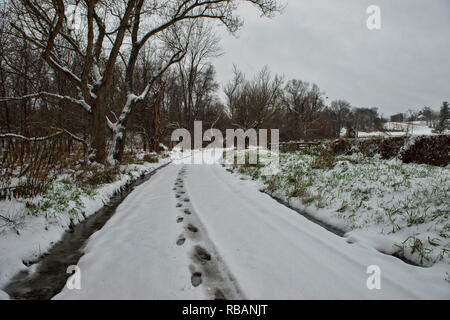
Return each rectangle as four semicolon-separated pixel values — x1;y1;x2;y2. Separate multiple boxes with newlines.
172;165;244;300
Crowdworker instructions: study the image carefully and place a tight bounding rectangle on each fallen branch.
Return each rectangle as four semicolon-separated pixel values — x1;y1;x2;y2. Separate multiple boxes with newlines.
0;92;92;112
0;214;14;223
0;131;63;142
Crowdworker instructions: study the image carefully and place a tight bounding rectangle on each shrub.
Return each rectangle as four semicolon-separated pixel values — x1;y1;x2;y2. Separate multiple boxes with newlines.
330;135;449;167
311;150;336;169
401;135;450;167
143;154;159;163
81;165;121;186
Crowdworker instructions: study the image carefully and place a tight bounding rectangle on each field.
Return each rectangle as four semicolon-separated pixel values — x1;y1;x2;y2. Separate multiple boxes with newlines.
234;145;450;267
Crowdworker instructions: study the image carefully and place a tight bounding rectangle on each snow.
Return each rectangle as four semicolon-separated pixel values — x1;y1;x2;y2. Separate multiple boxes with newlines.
341;122;445;138
54;164;205;300
357;131;409;137
52;152;449;299
185;162;449;299
236;150;450;267
384;121;429;132
3;150;449;299
0;158;170;298
0;289;9;300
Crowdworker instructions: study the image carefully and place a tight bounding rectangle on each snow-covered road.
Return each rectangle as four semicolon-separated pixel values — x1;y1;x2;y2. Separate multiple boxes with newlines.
54;160;449;299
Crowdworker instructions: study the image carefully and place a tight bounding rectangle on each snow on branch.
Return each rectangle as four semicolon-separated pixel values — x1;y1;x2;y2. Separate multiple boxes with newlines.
0;92;92;113
0;128;88;146
107;49;186;134
106;116;116;131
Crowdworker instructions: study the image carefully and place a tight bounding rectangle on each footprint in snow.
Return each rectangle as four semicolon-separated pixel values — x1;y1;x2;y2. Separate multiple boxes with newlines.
193;245;211;264
191;272;202;287
176;235;186;246
187;224;198;233
214;289;226;300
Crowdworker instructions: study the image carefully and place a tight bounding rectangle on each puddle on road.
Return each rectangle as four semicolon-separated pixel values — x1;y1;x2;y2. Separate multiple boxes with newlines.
3;163;169;300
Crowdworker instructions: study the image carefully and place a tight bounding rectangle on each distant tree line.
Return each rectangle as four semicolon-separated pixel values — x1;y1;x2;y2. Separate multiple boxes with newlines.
222;65;387;141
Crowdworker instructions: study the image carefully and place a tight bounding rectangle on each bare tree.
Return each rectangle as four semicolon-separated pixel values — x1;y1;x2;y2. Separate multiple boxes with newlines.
167;20;222;137
226;65;283;130
282;79;325;139
2;0;282;163
330;99;352;137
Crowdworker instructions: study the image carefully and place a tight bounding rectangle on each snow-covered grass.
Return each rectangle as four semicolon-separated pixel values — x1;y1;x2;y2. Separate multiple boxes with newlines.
0;152;170;295
235;150;450;267
24;179;96;219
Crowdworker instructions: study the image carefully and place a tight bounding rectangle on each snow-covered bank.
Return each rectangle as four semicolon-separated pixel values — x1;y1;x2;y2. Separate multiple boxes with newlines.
0;156;170;296
234;151;450;267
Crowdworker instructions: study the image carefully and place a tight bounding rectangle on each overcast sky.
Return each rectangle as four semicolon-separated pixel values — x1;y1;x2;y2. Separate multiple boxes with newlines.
212;0;450;117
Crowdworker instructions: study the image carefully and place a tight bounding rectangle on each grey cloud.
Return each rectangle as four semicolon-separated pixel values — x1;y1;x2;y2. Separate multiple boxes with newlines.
213;0;450;116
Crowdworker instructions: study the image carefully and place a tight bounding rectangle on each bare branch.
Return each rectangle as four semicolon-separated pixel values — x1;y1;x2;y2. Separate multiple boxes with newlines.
0;92;92;112
0;128;88;145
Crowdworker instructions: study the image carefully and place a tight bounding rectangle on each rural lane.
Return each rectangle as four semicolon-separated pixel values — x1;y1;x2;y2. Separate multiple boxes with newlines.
54;156;450;299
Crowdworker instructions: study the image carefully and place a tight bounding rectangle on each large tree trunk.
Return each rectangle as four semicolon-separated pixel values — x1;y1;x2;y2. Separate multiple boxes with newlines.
111;127;127;162
151;84;165;153
90;95;107;163
0;70;10;132
110;96;136;163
